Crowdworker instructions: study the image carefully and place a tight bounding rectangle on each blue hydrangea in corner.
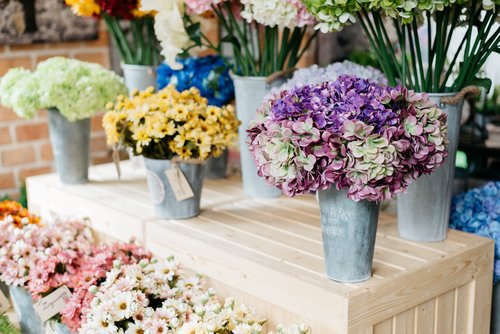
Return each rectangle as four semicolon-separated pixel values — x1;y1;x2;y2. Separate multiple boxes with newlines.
449;182;500;283
157;55;234;107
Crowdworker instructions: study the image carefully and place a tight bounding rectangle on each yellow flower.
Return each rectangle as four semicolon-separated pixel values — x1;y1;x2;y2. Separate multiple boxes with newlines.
177;147;193;160
172;105;189;122
65;0;100;17
131;125;151;153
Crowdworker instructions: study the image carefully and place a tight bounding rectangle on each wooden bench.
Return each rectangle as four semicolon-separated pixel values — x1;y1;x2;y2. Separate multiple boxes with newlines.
27;162;494;334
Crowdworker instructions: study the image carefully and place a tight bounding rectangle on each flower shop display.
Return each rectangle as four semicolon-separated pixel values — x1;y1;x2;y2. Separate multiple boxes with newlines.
248;76;448;282
303;0;498;242
103;85;239;219
449;182;500;333
157;55;235;179
0;57;127;184
66;0;160;91
142;0;318;197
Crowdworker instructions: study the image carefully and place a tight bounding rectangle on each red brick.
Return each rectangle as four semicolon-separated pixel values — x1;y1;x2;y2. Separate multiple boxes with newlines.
0;106;22;122
9;43;47;51
40;142;54;161
15;123;49;142
0;172;16;189
1;147;35;166
0;127;11;145
0;57;32;76
91;114;104;132
18;166;53;180
90;136;108;152
83;31;110;47
73;52;109;67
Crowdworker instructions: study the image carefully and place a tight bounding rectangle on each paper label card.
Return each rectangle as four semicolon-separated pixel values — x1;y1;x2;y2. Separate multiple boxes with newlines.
165;167;195;201
33;285;72;322
0;289;10;314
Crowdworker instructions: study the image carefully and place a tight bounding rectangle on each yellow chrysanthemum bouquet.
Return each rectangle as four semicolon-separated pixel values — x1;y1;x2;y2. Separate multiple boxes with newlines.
103;85;239;162
104;85;239;219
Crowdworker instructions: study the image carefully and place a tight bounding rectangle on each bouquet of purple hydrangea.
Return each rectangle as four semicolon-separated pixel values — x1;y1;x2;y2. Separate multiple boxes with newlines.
248;75;449;201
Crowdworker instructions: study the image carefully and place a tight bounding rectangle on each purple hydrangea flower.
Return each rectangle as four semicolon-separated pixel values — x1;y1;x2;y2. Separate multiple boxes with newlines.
248;75;449;201
450;182;500;283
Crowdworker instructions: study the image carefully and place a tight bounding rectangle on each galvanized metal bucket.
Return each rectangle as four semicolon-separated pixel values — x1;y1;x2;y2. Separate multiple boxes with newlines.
397;94;464;242
48;108;90;184
9;286;44;334
144;158;205;219
204;150;228;179
232;74;282;198
318;188;380;283
47;321;76;334
121;63;157;92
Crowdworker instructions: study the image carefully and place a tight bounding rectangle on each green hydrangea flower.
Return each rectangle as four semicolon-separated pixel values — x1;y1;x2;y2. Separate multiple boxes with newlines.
0;57;127;122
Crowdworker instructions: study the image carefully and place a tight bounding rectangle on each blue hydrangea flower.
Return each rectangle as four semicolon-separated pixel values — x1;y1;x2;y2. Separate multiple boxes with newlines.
157;55;234;107
450;182;500;283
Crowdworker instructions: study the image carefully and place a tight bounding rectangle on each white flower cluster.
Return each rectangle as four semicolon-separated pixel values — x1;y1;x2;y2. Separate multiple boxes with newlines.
82;256;312;333
270;60;388;97
240;0;314;28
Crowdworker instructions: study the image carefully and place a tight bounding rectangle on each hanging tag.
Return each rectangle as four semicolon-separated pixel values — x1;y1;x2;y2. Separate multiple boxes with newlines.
33;285;72;322
0;289;10;314
45;321;56;334
165;166;195;201
112;146;121;179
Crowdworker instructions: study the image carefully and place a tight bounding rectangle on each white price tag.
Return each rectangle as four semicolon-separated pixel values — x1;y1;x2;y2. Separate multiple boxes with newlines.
165;167;195;201
0;289;10;314
33;286;72;322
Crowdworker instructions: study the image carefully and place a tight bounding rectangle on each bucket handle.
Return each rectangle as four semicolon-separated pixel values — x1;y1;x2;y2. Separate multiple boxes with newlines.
440;86;480;106
266;68;297;86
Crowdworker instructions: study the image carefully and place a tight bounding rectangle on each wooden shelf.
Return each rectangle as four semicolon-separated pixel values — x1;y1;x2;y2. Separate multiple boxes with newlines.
27;162;495;334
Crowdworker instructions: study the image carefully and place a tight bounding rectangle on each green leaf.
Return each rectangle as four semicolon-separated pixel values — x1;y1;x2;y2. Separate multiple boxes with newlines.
220;34;241;49
471;76;493;93
186;22;202;46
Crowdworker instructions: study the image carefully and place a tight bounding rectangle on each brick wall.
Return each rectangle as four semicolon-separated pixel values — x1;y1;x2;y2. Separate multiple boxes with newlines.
0;26;111;198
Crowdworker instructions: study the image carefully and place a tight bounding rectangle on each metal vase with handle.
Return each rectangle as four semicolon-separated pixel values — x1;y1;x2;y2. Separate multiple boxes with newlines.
144;158;205;219
232;74;283;198
47;321;76;334
397;93;464;242
9;286;44;334
318;187;380;283
47;108;90;184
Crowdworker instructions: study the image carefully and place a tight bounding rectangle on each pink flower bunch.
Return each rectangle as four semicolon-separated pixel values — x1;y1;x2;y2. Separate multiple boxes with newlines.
61;242;152;332
26;219;95;300
0;218;42;287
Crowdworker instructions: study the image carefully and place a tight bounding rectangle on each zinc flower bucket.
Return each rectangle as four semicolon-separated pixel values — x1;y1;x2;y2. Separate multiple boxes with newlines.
232;74;283;198
144;158;205;219
47;321;76;334
9;286;44;334
204;149;229;179
121;64;157;92
48;108;90;184
397;93;463;242
318;188;380;282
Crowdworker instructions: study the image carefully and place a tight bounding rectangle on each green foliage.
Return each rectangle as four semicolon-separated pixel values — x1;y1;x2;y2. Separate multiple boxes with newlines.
0;314;21;334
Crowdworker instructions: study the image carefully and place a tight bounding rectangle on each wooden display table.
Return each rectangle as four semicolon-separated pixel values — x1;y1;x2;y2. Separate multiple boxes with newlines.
27;162;494;334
